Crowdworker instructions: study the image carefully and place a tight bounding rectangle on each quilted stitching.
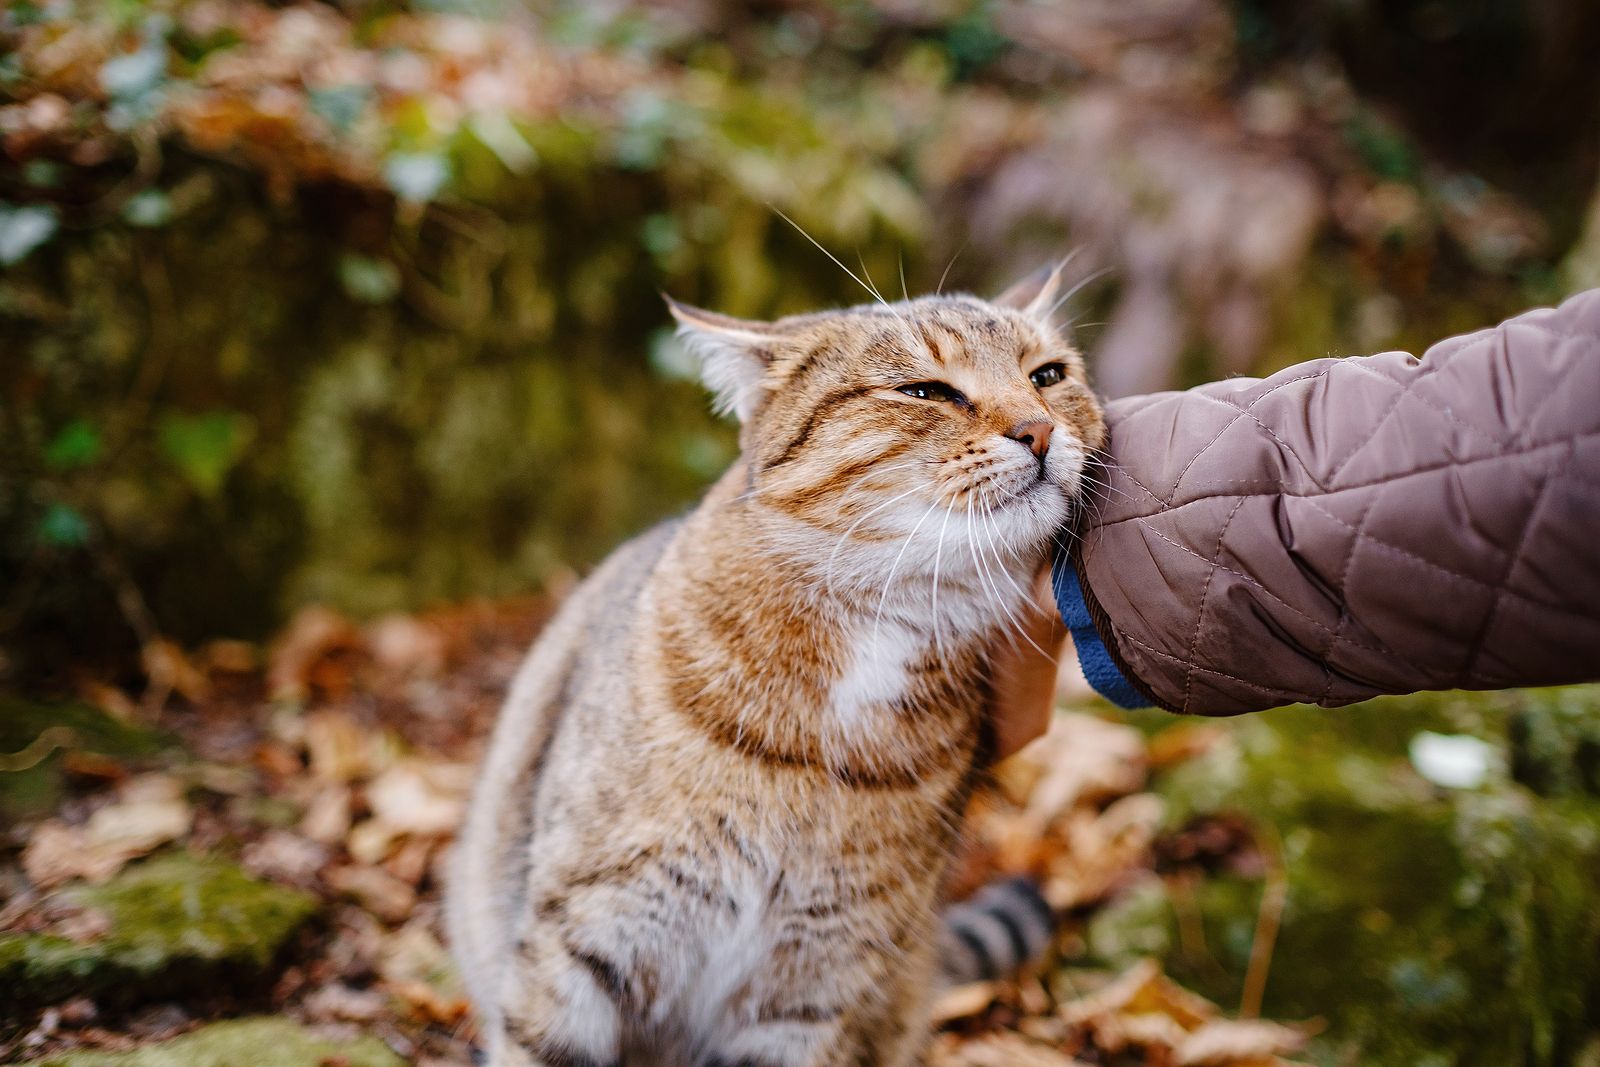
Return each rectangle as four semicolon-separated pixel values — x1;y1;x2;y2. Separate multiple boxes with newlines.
1083;288;1600;714
1131;512;1392;658
1163;370;1330;503
1459;444;1570;681
1095;432;1599;529
1177;496;1248;714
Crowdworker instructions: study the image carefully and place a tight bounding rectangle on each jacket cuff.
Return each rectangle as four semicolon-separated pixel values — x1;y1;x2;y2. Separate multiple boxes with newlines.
1051;547;1152;710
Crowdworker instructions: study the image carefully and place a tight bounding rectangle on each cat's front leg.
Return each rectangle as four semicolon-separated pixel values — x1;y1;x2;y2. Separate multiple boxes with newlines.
705;987;929;1067
490;921;625;1067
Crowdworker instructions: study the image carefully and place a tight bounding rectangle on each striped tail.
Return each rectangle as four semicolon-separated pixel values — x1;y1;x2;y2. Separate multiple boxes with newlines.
937;875;1058;985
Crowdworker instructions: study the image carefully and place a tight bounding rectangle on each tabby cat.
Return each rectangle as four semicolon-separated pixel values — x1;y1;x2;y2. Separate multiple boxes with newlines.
446;265;1106;1067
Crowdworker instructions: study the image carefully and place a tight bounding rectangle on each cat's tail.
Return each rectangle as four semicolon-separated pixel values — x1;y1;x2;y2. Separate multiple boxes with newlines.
936;875;1058;985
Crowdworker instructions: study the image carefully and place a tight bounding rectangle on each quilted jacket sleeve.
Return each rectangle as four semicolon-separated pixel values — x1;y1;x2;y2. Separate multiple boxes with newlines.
1062;288;1600;716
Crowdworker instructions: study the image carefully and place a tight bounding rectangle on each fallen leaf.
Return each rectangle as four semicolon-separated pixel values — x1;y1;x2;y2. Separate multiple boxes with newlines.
1175;1019;1308;1066
304;709;376;783
141;638;212;704
268;605;366;702
929;981;997;1024
366;614;448;679
364;758;470;836
326;864;417;923
22;775;192;888
299;785;354;845
930;1031;1089;1066
995;713;1147;842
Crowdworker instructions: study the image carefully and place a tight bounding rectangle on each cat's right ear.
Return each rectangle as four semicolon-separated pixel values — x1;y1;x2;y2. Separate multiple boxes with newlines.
664;296;778;423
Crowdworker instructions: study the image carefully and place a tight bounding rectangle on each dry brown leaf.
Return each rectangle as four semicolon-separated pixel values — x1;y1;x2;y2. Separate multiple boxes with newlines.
366;614;448;679
199;638;259;674
1058;958;1162;1025
141;639;212;704
376;919;465;1021
1087;1010;1189;1053
303;709;376;783
267;605;366;702
327;864;417;923
241;830;329;886
1174;1019;1308;1066
364;758;470;836
302;982;389;1023
1146;723;1228;769
78;681;140;724
387;979;471;1025
1000;713;1146;828
22;823;109;889
929;981;997;1024
22;775;192;888
346;818;401;866
299;784;354;845
930;1031;1089;1067
1043;794;1164;909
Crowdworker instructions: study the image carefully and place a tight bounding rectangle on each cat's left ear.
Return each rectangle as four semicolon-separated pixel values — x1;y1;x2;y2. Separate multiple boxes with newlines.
993;261;1067;324
665;296;780;423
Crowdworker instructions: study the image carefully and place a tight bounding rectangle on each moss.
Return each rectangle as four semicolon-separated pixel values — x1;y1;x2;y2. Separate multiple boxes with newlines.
0;856;318;1015
1127;686;1600;1066
0;700;173;823
14;1017;403;1067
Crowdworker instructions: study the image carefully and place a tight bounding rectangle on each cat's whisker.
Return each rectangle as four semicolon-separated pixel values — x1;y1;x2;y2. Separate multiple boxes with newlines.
1047;263;1112;321
772;206;893;314
769;206;940;376
963;498;1048;661
857;251;892;308
928;504;956;662
935;241;967;296
821;479;928;599
975;498;1052;661
873;500;940;644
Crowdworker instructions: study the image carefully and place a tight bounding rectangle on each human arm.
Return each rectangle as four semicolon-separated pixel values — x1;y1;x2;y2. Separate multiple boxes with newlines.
995;287;1600;751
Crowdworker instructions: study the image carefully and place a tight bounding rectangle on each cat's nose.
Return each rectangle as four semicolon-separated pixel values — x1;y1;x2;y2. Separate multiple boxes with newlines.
1006;419;1054;459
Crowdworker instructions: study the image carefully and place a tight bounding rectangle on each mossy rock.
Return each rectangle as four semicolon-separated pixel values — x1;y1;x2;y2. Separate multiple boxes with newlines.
0;855;317;1015
12;1017;403;1067
1111;685;1600;1067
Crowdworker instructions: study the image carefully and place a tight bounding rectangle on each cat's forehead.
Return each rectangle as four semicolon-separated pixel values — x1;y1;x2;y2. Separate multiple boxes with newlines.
801;296;1050;369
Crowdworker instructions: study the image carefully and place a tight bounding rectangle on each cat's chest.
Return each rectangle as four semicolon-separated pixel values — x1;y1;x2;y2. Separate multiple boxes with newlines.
824;608;993;735
828;618;925;726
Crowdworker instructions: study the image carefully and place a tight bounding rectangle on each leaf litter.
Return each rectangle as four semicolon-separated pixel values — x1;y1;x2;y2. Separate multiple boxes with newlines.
2;598;1310;1065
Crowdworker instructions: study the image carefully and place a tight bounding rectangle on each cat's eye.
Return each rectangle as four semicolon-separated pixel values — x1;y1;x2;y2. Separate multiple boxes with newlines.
897;381;967;405
1029;363;1068;389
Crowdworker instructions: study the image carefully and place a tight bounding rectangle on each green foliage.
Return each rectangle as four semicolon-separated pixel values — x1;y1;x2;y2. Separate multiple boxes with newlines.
157;412;254;499
1124;687;1600;1066
336;254;402;304
44;421;102;470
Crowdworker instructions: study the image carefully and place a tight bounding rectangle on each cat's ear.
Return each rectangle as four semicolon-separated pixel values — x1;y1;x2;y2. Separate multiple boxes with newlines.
664;296;779;423
993;261;1068;324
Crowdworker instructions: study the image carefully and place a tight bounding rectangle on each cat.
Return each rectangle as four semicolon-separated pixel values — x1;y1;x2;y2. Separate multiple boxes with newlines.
446;264;1106;1067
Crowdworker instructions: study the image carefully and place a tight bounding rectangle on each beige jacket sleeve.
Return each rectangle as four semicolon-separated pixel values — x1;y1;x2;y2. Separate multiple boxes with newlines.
1063;288;1600;716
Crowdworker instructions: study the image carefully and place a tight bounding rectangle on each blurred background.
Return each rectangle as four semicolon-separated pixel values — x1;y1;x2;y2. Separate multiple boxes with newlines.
2;2;1599;1065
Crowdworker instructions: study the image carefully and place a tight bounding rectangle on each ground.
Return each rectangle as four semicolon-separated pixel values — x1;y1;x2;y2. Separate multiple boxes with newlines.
3;598;1597;1066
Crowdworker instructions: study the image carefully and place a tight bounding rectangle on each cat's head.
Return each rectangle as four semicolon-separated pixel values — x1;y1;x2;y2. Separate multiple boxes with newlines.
667;266;1105;580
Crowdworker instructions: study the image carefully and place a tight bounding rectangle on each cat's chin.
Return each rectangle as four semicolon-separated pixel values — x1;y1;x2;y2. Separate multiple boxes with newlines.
998;473;1077;533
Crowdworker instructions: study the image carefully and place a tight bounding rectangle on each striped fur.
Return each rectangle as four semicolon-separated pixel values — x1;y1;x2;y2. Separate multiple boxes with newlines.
446;274;1104;1067
936;877;1057;986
